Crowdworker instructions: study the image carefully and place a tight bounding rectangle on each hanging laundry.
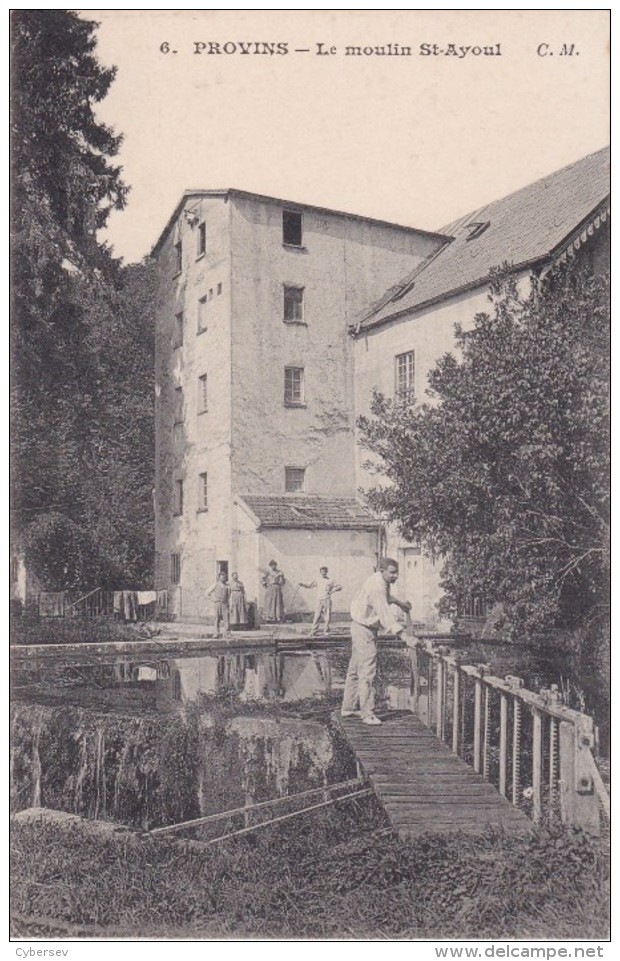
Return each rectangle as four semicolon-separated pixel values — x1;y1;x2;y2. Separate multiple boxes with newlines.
137;591;157;605
122;591;139;621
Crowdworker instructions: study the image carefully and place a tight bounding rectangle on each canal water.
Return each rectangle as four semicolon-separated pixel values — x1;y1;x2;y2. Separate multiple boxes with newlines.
10;645;367;830
10;640;607;830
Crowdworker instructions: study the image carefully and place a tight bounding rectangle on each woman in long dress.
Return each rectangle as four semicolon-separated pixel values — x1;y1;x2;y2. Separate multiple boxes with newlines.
262;560;285;622
229;571;247;626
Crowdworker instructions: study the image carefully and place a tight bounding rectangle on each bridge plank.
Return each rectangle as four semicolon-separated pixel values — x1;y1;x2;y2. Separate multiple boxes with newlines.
377;785;500;798
334;712;531;838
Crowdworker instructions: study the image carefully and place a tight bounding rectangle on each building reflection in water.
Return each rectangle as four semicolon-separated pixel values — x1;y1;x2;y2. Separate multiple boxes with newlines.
154;651;332;708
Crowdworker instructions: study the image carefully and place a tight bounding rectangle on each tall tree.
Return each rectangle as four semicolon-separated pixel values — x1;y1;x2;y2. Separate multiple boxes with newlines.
11;11;140;592
358;265;610;639
77;263;156;588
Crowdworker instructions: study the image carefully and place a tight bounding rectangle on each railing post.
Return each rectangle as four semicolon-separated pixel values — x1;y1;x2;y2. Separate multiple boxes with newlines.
512;698;522;805
559;717;600;834
482;686;491;780
452;666;461;755
416;648;429;726
532;708;543;822
543;687;561;819
427;655;434;732
461;672;467;753
436;658;445;740
499;692;508;796
549;717;559;817
473;675;482;773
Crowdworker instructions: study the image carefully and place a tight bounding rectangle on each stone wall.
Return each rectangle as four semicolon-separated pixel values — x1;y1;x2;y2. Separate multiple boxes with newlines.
154;196;234;611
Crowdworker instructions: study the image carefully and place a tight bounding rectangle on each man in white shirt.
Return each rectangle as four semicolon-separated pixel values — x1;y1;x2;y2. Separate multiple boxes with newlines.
298;566;342;636
206;571;231;638
342;557;411;725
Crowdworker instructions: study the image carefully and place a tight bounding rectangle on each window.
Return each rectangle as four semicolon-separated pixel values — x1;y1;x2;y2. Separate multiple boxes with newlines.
174;386;183;424
283;285;304;323
174;241;182;274
173;479;184;516
393;278;416;302
198;472;208;511
170;553;181;585
285;467;306;492
283;209;303;247
197;295;208;333
395;350;415;402
198;374;208;412
284;366;304;406
459;594;488;618
217;282;222;296
197;222;206;257
174;311;184;348
465;221;490;241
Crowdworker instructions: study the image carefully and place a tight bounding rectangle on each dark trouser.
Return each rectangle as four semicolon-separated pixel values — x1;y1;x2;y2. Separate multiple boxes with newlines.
215;601;230;634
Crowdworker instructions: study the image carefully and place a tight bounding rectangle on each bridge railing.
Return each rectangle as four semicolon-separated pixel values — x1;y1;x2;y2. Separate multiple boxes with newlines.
410;638;609;835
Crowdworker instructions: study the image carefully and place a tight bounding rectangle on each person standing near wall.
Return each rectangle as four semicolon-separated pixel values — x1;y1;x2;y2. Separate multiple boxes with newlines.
298;566;342;636
342;557;411;726
229;571;247;627
262;560;285;622
207;570;231;638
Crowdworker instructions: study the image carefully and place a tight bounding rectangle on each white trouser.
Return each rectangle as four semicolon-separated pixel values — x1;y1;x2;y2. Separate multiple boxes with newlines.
342;622;378;718
311;597;332;634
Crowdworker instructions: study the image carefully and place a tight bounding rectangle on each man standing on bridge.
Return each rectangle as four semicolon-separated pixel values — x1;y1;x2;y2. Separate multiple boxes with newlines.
342;557;411;726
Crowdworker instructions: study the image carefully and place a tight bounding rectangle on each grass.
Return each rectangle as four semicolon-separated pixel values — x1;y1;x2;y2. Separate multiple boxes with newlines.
10;801;609;940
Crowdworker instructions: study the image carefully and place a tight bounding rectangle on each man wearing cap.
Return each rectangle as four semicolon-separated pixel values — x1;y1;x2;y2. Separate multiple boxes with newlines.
342;557;411;725
298;566;342;636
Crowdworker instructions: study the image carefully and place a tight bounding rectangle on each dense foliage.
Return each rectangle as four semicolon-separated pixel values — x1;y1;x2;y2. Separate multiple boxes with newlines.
358;266;610;638
11;11;154;591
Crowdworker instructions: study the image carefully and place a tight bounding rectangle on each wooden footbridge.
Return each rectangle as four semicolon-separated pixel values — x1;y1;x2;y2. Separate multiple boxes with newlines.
335;638;610;839
335;712;531;837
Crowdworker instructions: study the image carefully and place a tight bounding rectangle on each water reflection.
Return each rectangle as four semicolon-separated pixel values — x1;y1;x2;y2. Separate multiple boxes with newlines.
12;651;335;711
10;649;352;828
157;652;332;707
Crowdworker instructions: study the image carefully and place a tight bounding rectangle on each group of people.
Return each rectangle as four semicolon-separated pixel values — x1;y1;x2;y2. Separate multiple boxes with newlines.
262;559;343;635
208;559;343;636
206;571;248;637
208;555;412;727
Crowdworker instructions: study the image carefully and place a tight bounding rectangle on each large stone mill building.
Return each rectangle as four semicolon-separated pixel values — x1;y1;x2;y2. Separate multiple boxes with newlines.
151;147;610;626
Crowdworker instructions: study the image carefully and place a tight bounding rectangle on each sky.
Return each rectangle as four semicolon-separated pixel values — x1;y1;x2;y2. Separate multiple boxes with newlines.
83;9;610;264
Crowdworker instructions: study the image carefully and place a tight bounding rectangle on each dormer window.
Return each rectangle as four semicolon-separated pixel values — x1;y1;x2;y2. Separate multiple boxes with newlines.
392;278;416;301
465;221;490;241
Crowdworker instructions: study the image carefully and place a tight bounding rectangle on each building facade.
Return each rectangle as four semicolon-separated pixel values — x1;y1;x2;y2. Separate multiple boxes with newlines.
152;190;445;619
153;147;609;627
352;146;610;628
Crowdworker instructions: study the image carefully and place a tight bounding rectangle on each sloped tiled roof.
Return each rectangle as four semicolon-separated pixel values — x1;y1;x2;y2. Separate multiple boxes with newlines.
240;495;380;530
359;146;610;331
